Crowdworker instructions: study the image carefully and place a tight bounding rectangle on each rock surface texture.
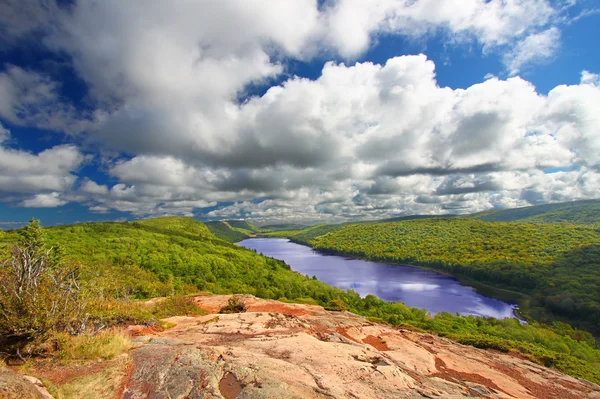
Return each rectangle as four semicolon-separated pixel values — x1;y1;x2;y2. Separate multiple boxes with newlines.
121;295;600;399
0;366;53;399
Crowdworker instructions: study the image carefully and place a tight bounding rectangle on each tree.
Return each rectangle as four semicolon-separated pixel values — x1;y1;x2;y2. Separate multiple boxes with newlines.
0;219;87;341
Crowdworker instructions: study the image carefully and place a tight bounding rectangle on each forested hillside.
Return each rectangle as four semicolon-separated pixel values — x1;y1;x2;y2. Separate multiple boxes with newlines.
288;218;600;335
2;217;600;383
266;223;345;243
261;223;308;231
205;221;250;243
467;199;600;224
226;220;260;233
205;220;262;242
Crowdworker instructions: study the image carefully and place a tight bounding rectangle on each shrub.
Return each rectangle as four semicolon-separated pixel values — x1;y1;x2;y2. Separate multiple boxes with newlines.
87;298;155;327
152;295;206;319
0;219;87;341
219;296;247;314
325;299;348;312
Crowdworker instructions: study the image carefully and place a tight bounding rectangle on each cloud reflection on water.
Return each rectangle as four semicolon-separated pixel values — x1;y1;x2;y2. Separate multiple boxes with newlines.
239;238;516;319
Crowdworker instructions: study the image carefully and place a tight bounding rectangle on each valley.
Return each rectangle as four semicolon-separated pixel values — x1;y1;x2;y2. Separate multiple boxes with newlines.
2;200;600;397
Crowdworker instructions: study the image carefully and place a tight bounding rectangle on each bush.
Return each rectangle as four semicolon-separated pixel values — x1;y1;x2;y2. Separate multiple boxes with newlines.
152;295;206;319
87;299;155;327
0;219;87;341
325;299;348;312
219;296;247;314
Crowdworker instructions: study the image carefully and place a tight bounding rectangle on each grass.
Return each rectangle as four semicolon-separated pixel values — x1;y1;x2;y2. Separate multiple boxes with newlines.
47;356;129;399
54;330;131;361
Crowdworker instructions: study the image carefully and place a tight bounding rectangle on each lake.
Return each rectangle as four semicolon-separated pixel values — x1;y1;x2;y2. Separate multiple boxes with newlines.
238;238;516;319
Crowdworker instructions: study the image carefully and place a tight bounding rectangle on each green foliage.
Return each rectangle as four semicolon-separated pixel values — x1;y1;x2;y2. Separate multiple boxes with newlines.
226;220;260;233
378;214;459;223
219;296;247;314
205;221;249;243
467;199;600;224
325;298;348;311
86;299;155;327
205;220;265;242
0;219;87;340
53;330;130;361
264;224;345;241
291;224;345;244
134;217;216;240
152;295;207;319
261;223;308;231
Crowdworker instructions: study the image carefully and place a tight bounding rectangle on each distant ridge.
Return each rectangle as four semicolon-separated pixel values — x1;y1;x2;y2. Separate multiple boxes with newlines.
465;199;600;224
367;199;600;225
205;220;261;242
260;223;308;231
377;214;458;223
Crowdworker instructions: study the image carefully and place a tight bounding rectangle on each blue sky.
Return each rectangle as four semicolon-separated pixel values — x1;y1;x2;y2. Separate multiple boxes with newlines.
0;0;599;227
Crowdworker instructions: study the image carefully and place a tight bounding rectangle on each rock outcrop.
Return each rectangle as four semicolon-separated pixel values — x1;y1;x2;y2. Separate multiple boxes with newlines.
121;295;600;399
0;366;53;399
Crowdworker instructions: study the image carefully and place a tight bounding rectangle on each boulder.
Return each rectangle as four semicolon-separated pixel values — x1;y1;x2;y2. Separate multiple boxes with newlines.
0;366;53;399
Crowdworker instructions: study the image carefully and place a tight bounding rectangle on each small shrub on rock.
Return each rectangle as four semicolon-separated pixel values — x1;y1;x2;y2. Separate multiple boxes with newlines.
152;295;206;318
325;299;348;312
219;296;247;314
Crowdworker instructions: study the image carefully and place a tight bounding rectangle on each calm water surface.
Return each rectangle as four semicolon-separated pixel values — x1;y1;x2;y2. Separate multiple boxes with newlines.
239;238;516;319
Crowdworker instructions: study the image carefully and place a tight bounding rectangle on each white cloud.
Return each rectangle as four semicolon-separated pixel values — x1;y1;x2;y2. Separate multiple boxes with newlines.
0;66;94;133
322;0;556;58
0;122;86;197
0;123;8;143
538;79;600;167
0;1;596;220
0;0;58;41
504;27;560;76
19;192;67;208
59;55;598;219
80;179;109;196
581;70;599;86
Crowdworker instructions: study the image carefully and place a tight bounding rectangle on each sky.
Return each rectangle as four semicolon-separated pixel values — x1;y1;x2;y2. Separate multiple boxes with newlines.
0;0;599;227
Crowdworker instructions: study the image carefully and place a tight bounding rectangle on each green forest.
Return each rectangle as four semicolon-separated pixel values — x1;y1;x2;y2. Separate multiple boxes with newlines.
205;220;262;243
466;199;600;224
2;216;600;383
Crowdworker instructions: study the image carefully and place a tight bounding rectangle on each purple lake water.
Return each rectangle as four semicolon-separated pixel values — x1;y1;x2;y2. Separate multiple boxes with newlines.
238;238;516;319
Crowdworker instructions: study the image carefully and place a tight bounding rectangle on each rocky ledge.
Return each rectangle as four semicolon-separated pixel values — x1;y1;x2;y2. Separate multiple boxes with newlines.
0;366;53;399
120;295;600;399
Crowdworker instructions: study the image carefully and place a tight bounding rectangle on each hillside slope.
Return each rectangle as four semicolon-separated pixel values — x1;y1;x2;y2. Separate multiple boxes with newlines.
205;221;250;243
205;220;262;242
1;217;343;300
467;199;600;224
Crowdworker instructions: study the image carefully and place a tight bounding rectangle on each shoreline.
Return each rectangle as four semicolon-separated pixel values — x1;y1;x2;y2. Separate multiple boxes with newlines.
241;236;529;321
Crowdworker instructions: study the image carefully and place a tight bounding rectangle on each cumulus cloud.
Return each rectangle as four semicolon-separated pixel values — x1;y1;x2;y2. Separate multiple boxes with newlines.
0;122;86;201
0;123;8;143
321;0;556;57
0;66;94;133
19;192;67;208
63;55;600;220
0;0;58;42
0;1;597;221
